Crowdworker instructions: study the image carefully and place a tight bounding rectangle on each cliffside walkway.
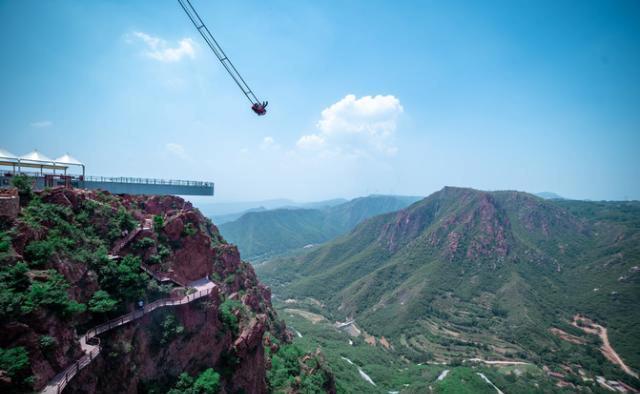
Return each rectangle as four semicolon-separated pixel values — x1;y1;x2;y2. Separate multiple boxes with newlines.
41;278;216;394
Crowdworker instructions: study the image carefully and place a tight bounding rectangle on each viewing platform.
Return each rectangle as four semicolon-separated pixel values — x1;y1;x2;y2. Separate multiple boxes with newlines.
80;175;214;196
0;148;214;196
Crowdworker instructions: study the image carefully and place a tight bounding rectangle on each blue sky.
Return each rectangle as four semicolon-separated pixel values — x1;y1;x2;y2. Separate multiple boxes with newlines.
1;0;639;202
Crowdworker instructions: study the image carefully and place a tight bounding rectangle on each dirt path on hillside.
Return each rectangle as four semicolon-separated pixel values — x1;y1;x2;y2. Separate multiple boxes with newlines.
465;358;532;366
572;315;638;379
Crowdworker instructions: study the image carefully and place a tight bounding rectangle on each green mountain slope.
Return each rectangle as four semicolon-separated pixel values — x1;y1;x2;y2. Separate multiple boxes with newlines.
257;187;640;388
219;195;422;260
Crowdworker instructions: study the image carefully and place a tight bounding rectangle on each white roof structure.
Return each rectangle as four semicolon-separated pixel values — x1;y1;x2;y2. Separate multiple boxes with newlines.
21;150;54;162
0;149;84;173
55;153;84;166
0;148;18;159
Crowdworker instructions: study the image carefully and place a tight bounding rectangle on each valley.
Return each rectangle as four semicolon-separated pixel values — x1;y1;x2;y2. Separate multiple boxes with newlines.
254;187;640;392
218;195;421;261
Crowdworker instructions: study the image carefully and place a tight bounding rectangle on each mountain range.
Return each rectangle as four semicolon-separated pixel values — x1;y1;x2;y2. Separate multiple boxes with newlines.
219;195;422;261
257;187;640;387
196;198;348;220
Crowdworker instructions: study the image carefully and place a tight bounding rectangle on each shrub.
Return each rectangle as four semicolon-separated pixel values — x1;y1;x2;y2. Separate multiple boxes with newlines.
115;207;137;232
153;215;164;232
160;314;184;344
182;223;197;237
267;344;314;391
88;290;118;313
0;346;29;377
0;231;11;254
98;255;147;302
39;335;57;350
11;174;32;197
24;230;75;267
0;262;30;319
133;237;155;250
158;244;171;259
169;372;194;394
21;270;86;315
193;368;220;393
168;368;220;394
219;299;241;334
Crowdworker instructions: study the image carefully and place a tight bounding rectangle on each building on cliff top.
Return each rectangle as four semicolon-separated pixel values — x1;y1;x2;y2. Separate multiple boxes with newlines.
0;148;214;196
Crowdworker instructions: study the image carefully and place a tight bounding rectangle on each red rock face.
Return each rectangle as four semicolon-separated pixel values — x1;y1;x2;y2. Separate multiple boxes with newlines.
376;187;514;262
2;187;286;394
67;297;270;394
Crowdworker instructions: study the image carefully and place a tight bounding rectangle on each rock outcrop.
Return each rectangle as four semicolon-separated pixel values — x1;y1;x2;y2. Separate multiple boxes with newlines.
0;187;290;394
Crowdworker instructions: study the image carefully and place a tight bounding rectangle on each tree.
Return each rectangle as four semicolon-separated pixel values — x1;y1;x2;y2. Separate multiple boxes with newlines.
193;369;220;393
0;346;29;377
218;300;241;334
88;290;118;313
98;255;147;302
168;369;220;394
11;174;32;196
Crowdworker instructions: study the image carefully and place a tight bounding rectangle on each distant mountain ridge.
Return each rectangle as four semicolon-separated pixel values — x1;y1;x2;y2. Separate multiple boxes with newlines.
197;198;348;218
535;191;565;200
257;187;640;382
219;195;422;260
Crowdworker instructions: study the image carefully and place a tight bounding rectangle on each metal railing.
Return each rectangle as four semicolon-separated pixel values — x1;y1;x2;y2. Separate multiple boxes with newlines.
83;175;213;187
53;345;100;394
45;286;214;394
139;263;187;287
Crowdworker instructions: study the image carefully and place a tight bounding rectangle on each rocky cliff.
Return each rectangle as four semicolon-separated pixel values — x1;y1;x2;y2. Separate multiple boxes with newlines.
0;187;301;394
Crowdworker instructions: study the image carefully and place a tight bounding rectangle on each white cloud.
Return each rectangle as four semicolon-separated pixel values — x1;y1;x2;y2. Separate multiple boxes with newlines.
129;31;195;62
296;134;325;150
30;120;52;128
165;143;189;160
297;94;403;157
260;136;280;150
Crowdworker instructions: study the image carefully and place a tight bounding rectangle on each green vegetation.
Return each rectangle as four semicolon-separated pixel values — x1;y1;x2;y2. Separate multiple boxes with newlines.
153;215;164;232
0;346;33;390
39;335;57;350
168;368;221;394
133;236;155;250
274;300;574;393
0;346;29;378
183;222;197;237
11;174;32;197
0;231;12;254
21;270;86;315
267;340;335;393
1;263;85;319
218;299;242;334
219;195;421;260
24;230;75;267
160;314;184;345
258;188;640;390
97;255;149;304
88;290;118;313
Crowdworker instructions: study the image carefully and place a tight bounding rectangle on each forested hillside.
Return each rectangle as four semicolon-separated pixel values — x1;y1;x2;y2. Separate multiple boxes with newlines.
257;187;640;390
220;195;421;260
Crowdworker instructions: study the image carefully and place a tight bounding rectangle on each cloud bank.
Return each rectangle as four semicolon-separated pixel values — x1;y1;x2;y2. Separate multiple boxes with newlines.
297;94;403;157
130;31;195;62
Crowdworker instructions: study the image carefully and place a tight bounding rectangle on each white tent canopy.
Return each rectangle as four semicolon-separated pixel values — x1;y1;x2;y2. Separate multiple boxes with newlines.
55;153;83;166
0;149;85;175
0;148;18;159
21;150;54;163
